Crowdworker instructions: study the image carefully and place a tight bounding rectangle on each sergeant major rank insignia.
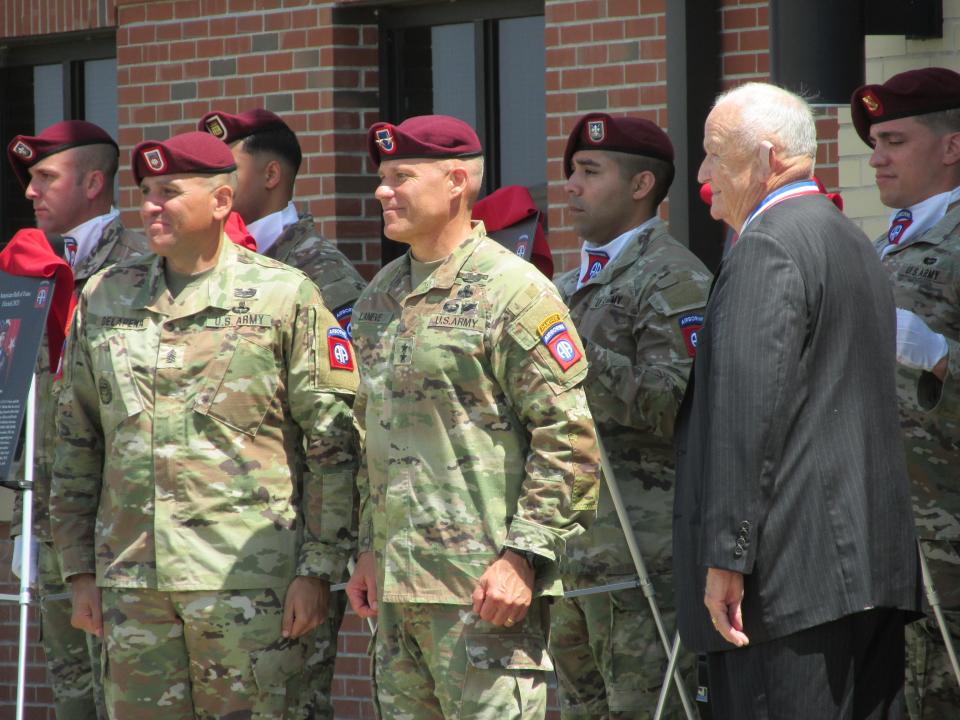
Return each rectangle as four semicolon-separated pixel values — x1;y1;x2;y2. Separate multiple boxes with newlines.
588;119;606;143
537;313;582;372
143;147;166;173
205;115;227;140
375;126;397;154
327;327;354;371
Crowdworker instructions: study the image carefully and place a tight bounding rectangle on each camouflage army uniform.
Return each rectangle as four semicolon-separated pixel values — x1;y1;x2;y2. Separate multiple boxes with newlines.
551;219;710;719
50;239;359;718
9;216;145;720
875;205;960;719
351;224;601;720
264;211;366;720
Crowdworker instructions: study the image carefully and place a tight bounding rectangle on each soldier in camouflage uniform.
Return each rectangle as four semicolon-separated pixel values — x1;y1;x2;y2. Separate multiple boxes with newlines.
345;115;601;720
50;131;359;718
851;68;960;718
6;120;148;720
198;108;366;337
550;114;710;719
198;107;366;720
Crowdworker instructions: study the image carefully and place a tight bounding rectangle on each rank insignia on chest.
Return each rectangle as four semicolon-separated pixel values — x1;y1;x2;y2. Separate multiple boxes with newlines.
157;344;185;369
327;327;354;371
540;320;582;371
678;314;704;357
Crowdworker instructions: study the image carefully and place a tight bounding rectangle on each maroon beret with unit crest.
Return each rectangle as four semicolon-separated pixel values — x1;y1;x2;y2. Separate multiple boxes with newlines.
564;113;674;178
851;67;960;146
367;115;482;167
197;108;290;143
7;120;118;188
132;131;237;186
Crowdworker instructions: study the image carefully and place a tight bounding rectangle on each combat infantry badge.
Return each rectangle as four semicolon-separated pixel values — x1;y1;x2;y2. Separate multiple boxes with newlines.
143;147;166;173
588;119;605;143
375;126;397;154
12;140;34;160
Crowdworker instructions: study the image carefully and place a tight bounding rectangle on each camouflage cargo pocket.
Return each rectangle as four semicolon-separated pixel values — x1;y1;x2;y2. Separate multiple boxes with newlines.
194;335;279;436
250;635;309;693
464;632;554;672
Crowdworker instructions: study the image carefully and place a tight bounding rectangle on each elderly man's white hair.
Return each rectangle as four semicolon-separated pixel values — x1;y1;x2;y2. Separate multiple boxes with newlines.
714;83;818;163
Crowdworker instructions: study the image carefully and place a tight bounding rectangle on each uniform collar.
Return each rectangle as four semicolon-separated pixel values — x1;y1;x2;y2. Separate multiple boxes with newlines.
133;235;238;317
386;221;488;304
247;201;299;254
878;199;960;256
577;217;665;290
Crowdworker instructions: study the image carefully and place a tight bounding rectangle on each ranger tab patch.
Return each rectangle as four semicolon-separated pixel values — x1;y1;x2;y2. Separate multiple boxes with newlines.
327;327;354;371
678;314;703;357
538;314;582;372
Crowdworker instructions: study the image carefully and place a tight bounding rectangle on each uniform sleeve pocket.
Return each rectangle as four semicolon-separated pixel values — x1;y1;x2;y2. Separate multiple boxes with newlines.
464;632;554;672
194;335;279;437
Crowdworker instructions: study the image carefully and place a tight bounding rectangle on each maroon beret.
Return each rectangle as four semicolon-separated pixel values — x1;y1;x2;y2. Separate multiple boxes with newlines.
564;113;674;178
132;131;237;186
367;115;482;167
7;120;118;188
197;108;290;143
851;67;960;146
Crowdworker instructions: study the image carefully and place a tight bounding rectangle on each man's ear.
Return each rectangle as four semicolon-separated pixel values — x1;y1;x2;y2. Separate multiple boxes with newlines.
630;170;656;202
84;169;106;200
448;166;469;199
264;159;283;190
754;140;774;182
212;185;233;221
943;132;960;167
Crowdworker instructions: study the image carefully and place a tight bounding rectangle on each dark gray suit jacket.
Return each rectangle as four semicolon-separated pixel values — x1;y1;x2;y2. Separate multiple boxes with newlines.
673;193;920;653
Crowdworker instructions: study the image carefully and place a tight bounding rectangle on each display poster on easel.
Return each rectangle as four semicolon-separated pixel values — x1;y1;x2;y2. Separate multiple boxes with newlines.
0;270;53;489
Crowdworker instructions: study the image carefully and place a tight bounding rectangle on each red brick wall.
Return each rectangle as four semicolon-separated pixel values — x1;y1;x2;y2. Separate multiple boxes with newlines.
114;0;382;279
546;0;669;273
0;0;116;37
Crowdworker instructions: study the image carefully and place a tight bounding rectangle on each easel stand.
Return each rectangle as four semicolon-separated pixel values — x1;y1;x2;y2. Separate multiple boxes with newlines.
0;378;37;720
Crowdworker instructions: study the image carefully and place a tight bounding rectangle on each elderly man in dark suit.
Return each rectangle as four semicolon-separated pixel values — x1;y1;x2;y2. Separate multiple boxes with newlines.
673;82;921;718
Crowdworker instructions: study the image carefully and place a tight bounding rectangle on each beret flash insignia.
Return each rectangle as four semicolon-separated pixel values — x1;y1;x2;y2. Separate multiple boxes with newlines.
12;140;34;160
205;115;227;140
861;90;882;116
587;119;606;143
375;126;397;154
143;147;166;173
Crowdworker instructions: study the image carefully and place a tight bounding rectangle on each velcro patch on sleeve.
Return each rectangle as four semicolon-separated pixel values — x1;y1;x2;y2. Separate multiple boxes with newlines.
678;314;704;357
540;319;582;371
327;327;355;371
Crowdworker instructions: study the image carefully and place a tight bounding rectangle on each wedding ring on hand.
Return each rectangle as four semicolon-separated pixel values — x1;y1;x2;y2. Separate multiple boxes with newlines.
505;618;515;627
711;616;718;628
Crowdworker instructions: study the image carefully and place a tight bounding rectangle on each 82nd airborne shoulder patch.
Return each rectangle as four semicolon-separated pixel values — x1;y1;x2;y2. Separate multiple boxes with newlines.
537;313;582;372
678;314;703;357
327;327;355;371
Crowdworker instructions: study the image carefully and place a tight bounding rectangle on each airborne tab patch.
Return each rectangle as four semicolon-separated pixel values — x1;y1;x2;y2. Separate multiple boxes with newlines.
327;327;354;371
334;304;354;338
678;314;704;357
540;320;582;372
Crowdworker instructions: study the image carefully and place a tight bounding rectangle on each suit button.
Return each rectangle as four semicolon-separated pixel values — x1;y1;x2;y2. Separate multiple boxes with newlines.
740;521;750;531
734;546;744;558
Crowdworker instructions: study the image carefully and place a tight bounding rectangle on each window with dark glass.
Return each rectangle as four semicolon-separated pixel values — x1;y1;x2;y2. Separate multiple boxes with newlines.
0;30;117;245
